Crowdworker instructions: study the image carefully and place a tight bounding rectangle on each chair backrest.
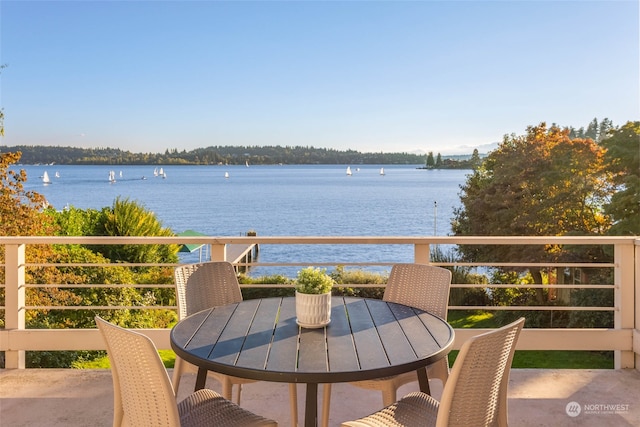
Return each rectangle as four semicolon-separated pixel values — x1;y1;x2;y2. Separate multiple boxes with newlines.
95;316;180;427
174;261;243;319
383;263;452;319
436;317;525;427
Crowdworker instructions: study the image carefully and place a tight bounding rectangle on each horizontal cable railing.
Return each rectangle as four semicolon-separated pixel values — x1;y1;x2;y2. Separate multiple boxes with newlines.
1;235;638;370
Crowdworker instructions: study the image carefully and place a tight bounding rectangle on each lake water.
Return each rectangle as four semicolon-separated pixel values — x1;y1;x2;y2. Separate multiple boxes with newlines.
19;164;470;276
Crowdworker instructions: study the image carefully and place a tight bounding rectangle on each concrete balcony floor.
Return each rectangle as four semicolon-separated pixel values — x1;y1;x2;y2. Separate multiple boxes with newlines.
1;368;640;426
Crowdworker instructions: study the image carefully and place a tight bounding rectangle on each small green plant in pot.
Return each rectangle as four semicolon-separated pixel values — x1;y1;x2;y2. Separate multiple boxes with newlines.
295;267;334;328
295;267;335;295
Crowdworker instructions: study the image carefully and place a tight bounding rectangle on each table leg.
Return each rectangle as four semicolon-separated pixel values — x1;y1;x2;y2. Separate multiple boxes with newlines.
417;366;431;395
194;367;207;391
304;383;318;427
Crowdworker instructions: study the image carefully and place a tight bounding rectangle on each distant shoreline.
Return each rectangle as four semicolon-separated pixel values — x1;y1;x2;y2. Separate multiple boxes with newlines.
5;144;481;169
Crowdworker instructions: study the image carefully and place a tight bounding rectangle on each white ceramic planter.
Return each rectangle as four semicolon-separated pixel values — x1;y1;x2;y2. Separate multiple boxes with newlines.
295;291;331;328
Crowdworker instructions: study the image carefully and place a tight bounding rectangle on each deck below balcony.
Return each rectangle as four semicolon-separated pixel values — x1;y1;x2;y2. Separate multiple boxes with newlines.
1;368;639;426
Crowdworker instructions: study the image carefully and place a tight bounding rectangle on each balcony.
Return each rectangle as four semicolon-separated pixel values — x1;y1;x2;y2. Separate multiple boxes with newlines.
2;367;640;426
1;235;639;426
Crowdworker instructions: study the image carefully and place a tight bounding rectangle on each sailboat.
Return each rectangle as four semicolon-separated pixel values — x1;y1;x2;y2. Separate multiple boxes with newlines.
109;170;116;183
346;166;352;176
55;171;60;178
245;160;250;167
224;171;229;179
153;167;158;177
380;167;385;176
42;171;51;185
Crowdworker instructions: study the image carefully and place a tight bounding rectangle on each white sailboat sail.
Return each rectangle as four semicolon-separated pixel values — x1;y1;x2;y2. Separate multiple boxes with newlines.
380;168;385;175
346;166;352;176
42;171;51;184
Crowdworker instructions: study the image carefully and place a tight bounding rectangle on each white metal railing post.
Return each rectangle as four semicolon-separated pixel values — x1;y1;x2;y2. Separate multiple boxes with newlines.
615;241;635;369
209;243;227;261
414;243;430;264
4;244;26;368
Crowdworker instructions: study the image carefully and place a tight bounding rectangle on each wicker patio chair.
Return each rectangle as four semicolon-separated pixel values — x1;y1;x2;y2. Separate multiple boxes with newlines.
95;316;277;427
341;317;525;427
322;263;452;427
171;261;298;426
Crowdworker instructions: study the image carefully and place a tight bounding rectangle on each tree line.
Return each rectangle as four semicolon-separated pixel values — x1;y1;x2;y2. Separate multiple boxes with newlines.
1;143;481;168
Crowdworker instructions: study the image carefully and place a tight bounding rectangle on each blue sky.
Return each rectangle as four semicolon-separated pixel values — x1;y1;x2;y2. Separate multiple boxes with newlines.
1;1;638;155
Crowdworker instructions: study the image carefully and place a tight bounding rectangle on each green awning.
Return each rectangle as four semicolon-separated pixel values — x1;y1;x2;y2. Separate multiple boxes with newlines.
178;230;206;253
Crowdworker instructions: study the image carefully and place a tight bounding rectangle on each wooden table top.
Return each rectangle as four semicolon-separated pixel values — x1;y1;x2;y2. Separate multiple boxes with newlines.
170;296;454;385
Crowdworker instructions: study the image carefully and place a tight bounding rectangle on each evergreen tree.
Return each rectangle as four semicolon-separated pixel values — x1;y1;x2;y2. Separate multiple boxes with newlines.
426;151;435;168
601;121;640;235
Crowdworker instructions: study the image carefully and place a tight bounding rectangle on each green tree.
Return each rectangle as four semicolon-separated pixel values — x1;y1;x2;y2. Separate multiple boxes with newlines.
426;151;435;168
601;121;640;235
93;197;180;265
470;148;482;169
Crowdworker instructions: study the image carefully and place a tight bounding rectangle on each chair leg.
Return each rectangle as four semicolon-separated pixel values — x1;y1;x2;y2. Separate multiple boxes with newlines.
235;383;243;405
321;384;331;427
381;388;397;407
221;378;233;401
171;356;185;394
428;357;450;387
289;383;298;427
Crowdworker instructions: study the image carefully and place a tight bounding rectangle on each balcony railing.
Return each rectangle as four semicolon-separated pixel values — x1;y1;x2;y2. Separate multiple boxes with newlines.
1;235;638;371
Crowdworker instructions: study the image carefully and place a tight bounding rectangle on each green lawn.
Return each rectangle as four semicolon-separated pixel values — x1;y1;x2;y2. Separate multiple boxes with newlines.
446;310;613;369
74;350;176;369
75;311;613;370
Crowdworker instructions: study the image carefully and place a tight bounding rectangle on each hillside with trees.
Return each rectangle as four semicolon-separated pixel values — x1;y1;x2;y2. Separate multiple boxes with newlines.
1;144;479;168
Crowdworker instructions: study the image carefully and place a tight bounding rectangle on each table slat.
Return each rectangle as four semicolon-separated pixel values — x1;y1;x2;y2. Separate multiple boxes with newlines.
326;297;360;373
298;327;328;374
389;303;441;358
236;298;282;370
185;306;234;359
347;298;389;370
267;298;300;372
208;299;260;365
365;299;417;365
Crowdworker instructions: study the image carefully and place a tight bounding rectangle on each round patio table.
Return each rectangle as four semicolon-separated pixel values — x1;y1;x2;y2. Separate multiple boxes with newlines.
170;296;454;427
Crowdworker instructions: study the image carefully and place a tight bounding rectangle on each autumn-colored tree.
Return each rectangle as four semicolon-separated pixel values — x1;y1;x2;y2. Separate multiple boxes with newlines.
0;152;81;334
453;123;611;239
1;155;178;366
601;121;640;235
452;123;613;304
